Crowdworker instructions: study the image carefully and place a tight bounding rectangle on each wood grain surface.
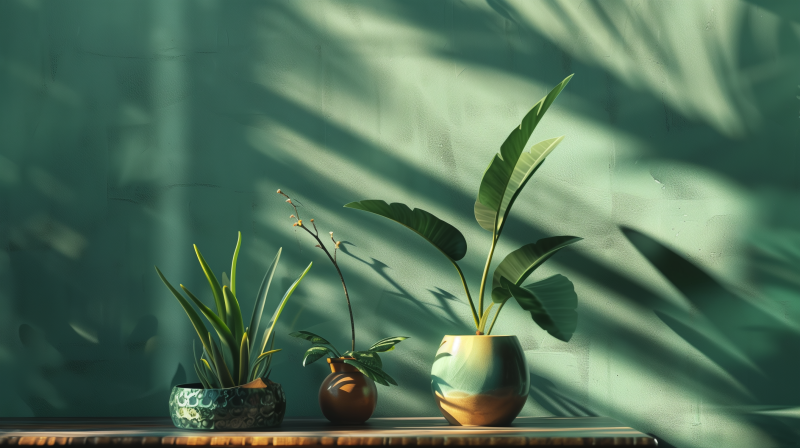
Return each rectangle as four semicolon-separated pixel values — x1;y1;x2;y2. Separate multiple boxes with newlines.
0;417;656;446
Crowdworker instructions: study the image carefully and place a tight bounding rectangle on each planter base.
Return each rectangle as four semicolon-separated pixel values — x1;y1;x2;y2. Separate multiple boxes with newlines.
169;381;285;430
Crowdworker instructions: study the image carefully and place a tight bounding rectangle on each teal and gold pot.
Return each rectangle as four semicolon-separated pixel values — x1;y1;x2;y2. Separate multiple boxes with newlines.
431;335;529;426
169;380;286;430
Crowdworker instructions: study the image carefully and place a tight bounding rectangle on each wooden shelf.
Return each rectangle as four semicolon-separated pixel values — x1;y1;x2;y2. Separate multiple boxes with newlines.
0;417;656;446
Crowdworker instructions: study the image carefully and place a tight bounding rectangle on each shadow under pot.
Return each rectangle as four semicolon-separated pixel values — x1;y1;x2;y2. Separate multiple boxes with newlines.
319;358;377;424
431;335;529;426
169;379;286;430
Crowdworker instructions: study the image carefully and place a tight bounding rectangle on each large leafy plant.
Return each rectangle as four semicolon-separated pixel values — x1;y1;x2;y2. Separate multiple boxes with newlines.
278;190;408;385
345;75;580;341
155;232;312;388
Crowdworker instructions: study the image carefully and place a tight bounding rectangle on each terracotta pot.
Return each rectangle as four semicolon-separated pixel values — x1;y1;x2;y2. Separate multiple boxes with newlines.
431;335;529;426
319;358;377;424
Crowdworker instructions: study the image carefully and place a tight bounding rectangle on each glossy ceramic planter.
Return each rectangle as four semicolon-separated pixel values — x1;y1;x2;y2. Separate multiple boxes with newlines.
169;381;286;430
319;358;377;424
431;335;529;426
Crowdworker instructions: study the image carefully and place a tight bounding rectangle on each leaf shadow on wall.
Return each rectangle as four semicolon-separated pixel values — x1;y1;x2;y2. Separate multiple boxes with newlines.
622;226;800;446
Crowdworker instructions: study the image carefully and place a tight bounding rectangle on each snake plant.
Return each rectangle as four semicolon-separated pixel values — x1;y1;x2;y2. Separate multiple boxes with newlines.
155;232;312;388
345;75;581;341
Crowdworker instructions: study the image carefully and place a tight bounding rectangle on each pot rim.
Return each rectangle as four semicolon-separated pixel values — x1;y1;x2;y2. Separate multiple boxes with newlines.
442;334;519;338
172;381;278;391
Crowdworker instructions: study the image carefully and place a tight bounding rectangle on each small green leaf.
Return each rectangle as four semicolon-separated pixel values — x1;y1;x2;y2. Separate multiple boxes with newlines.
367;336;409;353
194;245;227;322
344;359;395;386
290;330;333;346
492;236;582;292
230;231;242;296
344;200;467;261
302;346;331;366
194;362;211;389
502;275;578;342
349;350;383;369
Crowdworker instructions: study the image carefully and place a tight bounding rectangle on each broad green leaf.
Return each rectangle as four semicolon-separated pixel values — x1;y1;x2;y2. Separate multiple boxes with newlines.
477;75;573;231
248;248;281;353
491;287;512;304
502;275;578;342
474;200;496;232
210;334;235;388
344;200;467;261
180;285;238;375
256;262;313;356
496;136;565;234
302;346;331;366
478;302;495;333
238;332;249;386
194;245;226;322
154;266;211;356
368;336;409;353
492;236;582;293
230;231;242;296
223;286;245;353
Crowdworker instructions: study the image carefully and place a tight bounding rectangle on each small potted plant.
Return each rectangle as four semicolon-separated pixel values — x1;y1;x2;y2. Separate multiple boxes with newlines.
344;75;581;426
278;190;408;424
155;232;312;430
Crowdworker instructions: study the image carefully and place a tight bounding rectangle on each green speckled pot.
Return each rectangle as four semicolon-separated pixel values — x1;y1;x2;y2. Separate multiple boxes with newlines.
431;335;529;426
168;381;286;430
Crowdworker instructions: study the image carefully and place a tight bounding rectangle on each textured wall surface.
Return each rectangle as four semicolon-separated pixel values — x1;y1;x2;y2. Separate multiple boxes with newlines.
1;1;799;447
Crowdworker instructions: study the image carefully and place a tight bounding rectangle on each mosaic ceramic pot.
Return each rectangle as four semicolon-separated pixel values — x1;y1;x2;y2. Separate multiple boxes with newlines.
169;381;286;430
431;335;529;426
319;358;377;424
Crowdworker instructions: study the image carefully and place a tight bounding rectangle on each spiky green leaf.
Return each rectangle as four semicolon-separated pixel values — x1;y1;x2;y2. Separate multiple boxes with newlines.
256;262;312;356
154;266;211;356
209;334;235;388
230;231;242;296
194;245;226;322
248;248;281;353
223;285;245;354
238;332;249;386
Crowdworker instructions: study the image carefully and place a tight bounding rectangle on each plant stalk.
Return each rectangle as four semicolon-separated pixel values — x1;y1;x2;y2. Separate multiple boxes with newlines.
478;232;498;321
486;301;506;335
451;260;480;329
300;226;356;353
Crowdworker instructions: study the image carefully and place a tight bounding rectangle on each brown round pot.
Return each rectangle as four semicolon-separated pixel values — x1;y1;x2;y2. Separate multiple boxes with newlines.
319;358;377;424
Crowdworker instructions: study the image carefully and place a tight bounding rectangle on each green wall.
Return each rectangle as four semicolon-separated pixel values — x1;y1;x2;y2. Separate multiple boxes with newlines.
1;1;798;447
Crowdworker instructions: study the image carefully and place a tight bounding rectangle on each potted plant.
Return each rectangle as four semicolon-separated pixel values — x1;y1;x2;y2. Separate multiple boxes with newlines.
344;75;581;426
155;232;312;430
278;190;408;424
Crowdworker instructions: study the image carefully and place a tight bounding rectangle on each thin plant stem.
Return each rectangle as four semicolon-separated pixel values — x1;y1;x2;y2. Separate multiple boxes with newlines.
451;260;479;329
477;231;498;323
486;301;506;335
280;191;356;353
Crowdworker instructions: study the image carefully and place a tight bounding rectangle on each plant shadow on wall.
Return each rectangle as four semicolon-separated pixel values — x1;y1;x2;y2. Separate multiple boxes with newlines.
14;316;182;416
622;226;800;446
